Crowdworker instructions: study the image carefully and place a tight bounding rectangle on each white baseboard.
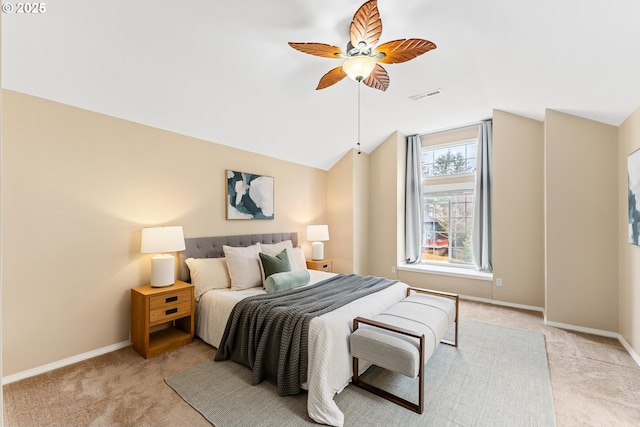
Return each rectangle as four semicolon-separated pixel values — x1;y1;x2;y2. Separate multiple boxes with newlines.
544;320;640;368
618;335;640;367
2;340;132;385
460;294;545;313
4;302;640;384
462;296;640;369
543;320;619;338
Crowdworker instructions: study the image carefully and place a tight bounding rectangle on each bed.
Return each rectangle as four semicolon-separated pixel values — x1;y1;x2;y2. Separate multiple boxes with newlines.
178;232;408;427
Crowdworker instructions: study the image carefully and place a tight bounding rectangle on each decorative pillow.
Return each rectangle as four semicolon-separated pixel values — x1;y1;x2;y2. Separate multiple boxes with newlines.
223;244;262;290
264;270;311;294
260;240;293;255
259;249;291;283
185;257;231;300
261;240;306;270
290;247;307;271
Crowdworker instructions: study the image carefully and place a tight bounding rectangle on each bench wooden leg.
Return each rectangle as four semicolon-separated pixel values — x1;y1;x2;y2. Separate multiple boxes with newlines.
352;369;424;414
352;319;426;414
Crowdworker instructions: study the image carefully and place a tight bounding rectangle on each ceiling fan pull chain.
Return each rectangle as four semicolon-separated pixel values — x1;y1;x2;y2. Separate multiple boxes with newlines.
357;81;362;155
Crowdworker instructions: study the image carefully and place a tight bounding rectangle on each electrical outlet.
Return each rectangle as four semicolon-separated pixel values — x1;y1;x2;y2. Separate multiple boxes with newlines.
496;278;503;287
391;266;396;273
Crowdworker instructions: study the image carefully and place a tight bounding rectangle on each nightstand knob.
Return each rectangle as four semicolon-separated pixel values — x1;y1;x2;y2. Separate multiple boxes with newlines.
166;296;178;303
165;308;178;315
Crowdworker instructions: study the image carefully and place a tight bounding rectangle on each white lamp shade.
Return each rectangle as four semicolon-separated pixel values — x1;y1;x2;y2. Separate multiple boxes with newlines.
306;225;329;242
342;56;376;82
141;226;185;287
141;226;185;254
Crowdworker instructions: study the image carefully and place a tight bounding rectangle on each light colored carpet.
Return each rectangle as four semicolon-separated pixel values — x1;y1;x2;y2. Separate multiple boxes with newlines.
165;319;555;426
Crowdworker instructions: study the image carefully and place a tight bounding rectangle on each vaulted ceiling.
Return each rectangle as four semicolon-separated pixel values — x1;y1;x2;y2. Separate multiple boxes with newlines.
3;0;640;170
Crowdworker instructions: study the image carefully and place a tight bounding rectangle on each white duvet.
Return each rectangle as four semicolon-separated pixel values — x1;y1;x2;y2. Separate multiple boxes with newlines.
196;270;408;427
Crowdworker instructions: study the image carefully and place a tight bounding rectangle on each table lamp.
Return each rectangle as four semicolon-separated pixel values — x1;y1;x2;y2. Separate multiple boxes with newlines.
307;224;329;260
141;226;186;287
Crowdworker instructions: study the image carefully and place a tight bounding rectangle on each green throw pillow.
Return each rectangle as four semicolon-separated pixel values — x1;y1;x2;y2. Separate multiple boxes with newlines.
259;249;291;280
264;270;311;294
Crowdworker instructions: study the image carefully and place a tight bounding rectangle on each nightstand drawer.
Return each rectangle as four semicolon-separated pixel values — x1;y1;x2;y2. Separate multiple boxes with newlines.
149;301;192;324
149;289;192;310
316;262;331;271
306;259;333;272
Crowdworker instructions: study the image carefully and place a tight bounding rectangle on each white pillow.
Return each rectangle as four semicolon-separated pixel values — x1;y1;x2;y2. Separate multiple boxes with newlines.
260;240;293;256
290;247;307;271
223;244;262;290
261;240;306;271
185;257;231;300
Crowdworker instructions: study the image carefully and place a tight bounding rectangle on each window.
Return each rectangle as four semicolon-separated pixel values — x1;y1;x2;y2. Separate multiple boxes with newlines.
422;141;477;177
421;138;477;266
424;193;474;264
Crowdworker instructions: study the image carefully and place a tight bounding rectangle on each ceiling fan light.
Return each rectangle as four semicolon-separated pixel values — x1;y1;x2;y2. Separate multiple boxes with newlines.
342;56;376;82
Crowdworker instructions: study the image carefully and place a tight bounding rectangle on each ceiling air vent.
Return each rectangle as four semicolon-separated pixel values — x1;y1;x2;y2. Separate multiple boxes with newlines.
409;88;442;101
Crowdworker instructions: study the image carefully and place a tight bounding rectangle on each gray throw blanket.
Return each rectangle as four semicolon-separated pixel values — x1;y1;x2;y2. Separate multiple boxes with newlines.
214;274;397;396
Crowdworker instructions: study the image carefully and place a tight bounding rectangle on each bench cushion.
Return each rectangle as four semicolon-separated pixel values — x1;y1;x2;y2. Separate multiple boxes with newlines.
350;293;456;378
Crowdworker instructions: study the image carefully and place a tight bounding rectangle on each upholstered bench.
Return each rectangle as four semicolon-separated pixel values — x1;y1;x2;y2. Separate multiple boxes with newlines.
350;287;458;414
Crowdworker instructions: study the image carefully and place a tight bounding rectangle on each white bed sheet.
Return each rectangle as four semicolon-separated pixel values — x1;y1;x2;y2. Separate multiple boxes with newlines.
195;270;408;427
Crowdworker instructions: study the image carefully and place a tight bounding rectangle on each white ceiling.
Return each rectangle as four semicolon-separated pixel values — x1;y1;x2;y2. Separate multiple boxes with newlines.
3;0;640;170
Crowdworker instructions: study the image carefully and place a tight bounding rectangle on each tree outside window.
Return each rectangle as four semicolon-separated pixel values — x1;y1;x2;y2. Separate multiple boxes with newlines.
422;142;476;177
424;195;473;264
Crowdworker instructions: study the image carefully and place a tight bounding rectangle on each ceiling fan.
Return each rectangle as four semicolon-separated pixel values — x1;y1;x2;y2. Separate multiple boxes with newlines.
289;0;436;91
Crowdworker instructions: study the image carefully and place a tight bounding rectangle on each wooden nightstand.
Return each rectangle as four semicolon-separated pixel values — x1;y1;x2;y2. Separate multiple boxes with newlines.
131;280;194;359
306;259;333;272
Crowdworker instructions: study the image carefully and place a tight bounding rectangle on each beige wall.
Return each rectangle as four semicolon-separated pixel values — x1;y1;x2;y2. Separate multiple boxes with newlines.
326;151;352;273
326;149;370;274
353;150;370;274
544;110;618;331
492;111;545;307
2;88;637;377
618;105;640;356
367;131;405;279
1;90;327;376
399;270;493;298
367;127;494;299
376;114;546;304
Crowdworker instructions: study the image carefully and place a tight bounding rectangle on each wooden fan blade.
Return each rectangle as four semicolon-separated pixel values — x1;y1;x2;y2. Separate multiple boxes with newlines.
374;39;437;64
288;42;345;59
316;66;347;90
363;64;389;91
349;0;382;50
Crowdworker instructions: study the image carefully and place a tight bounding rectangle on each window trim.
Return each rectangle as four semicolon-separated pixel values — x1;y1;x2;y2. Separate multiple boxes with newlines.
421;137;478;150
423;180;475;194
398;262;493;281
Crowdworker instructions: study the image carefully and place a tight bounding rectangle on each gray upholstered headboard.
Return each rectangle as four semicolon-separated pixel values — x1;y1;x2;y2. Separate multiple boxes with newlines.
178;232;299;282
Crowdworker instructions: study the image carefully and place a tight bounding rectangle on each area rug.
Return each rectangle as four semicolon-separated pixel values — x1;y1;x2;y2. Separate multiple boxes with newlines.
165;319;555;426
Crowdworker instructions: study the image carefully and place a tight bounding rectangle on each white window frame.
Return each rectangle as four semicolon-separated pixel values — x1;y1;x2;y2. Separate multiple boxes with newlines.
421;139;477;267
422;138;478;178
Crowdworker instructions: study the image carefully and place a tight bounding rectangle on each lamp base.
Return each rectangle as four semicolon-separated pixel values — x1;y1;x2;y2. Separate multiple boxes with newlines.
150;254;175;287
311;241;324;261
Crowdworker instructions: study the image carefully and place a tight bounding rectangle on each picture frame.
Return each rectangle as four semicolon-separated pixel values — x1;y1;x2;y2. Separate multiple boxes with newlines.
628;148;640;245
226;170;274;220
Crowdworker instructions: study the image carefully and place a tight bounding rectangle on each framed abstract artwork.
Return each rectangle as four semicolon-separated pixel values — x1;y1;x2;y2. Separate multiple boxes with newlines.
226;170;274;220
628;148;640;245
